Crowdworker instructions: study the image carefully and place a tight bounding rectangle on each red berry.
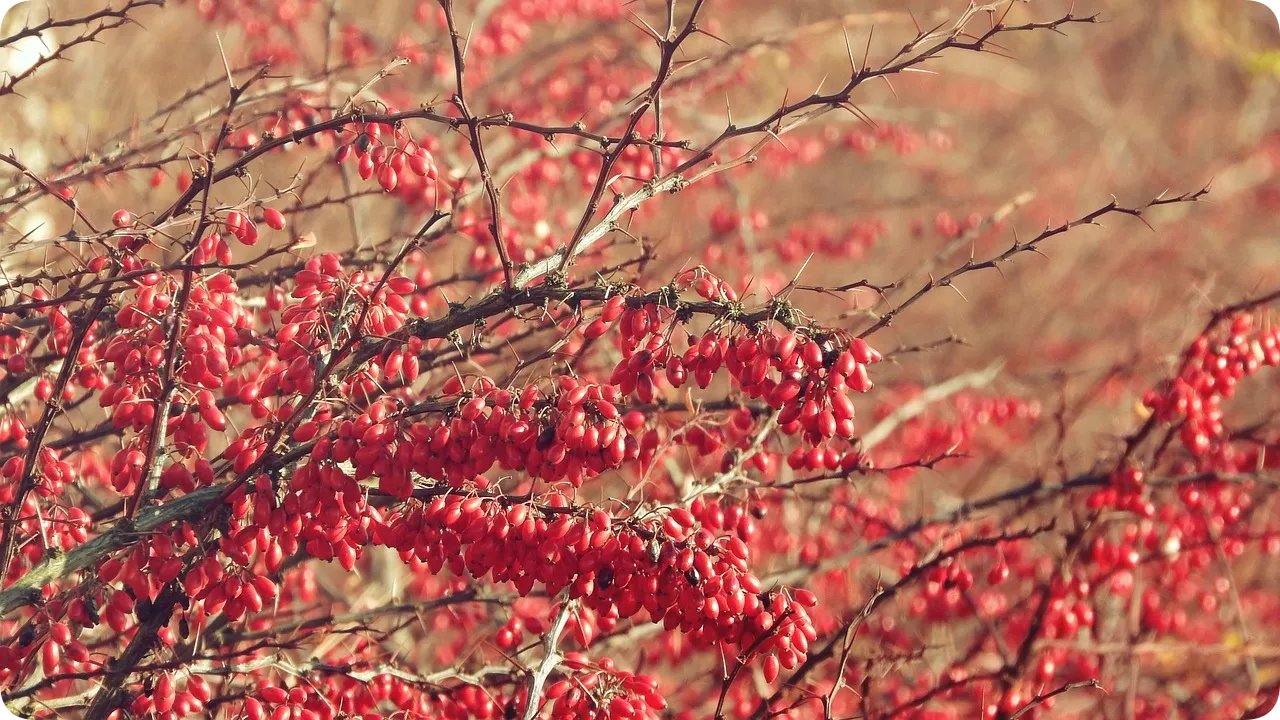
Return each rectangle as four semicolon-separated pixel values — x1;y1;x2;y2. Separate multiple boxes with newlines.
262;207;286;231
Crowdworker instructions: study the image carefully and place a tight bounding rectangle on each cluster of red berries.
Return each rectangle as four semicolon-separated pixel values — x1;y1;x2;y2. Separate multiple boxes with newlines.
232;96;333;153
239;673;510;720
1085;465;1154;516
336;122;440;201
544;653;668;719
595;286;882;447
274;252;415;389
245;456;368;572
244;683;337;720
395;376;645;490
374;489;818;673
0;619;88;689
127;671;214;719
1142;313;1280;459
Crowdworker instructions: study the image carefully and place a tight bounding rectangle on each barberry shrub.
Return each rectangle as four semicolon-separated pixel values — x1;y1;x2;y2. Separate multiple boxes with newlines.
1;1;1279;719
